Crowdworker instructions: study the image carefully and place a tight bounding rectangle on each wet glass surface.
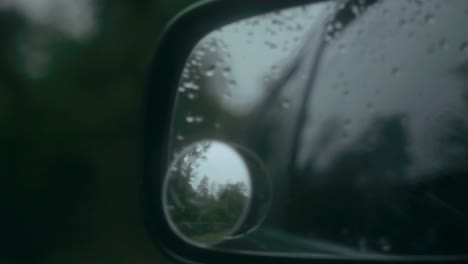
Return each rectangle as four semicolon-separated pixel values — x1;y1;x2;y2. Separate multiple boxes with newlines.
167;0;468;258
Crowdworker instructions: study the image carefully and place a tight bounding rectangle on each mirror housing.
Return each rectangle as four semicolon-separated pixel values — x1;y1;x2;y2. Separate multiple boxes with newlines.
142;0;468;263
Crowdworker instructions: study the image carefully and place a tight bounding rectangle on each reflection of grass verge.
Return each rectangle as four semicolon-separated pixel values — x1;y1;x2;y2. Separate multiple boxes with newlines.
188;232;227;243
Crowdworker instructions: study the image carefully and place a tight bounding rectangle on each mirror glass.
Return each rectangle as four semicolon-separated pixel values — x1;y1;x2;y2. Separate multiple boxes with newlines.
164;141;252;245
164;0;468;258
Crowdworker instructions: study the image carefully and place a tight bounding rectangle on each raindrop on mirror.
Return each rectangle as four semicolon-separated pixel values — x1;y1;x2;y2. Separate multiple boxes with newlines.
186;116;195;124
424;13;435;24
461;41;468;54
205;64;216;77
439;38;448;50
164;141;252;245
280;98;291;110
195;116;204;123
187;93;197;100
379;237;392;252
391;67;400;77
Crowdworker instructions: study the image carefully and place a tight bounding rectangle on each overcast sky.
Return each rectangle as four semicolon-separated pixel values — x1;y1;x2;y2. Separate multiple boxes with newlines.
190;142;251;195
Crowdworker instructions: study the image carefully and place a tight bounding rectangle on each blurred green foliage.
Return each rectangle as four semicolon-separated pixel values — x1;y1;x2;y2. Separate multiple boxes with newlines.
0;0;201;263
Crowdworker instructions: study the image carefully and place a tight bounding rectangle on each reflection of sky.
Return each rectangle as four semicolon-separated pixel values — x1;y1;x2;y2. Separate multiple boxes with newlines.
296;0;468;180
190;143;251;195
199;2;332;116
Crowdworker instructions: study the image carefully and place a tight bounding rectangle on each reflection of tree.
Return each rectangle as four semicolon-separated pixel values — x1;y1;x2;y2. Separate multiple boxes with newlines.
167;145;249;242
287;115;410;245
167;142;210;231
284;113;468;254
196;176;210;199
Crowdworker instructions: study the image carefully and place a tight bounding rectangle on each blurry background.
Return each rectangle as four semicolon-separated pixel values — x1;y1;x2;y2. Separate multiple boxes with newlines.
0;0;201;263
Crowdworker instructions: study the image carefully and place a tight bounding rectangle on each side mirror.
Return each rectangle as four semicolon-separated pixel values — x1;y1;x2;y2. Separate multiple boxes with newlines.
143;0;468;263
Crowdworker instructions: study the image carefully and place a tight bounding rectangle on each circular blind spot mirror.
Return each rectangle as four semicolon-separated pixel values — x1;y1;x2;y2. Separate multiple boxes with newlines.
163;140;253;245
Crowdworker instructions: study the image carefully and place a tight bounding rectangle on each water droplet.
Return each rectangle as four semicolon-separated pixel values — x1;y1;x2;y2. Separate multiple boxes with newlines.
222;67;231;77
439;38;448;50
183;81;199;90
178;87;186;93
271;18;282;25
229;79;237;87
351;5;361;16
195;116;204;123
187;93;196;100
176;135;184;141
460;41;468;53
194;49;206;57
335;22;343;30
379;237;392;252
399;19;407;27
424;14;435;24
280;99;291;109
214;123;221;129
205;70;215;77
205;66;215;77
209;45;217;53
186;116;195;123
223;92;232;99
324;34;335;44
265;41;278;49
391;67;400;77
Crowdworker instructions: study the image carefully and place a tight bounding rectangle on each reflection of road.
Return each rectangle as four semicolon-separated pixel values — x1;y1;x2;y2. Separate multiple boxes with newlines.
178;222;232;244
220;227;386;258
